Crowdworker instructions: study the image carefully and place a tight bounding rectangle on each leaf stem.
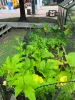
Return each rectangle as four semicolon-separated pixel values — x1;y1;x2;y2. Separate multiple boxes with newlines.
35;80;75;90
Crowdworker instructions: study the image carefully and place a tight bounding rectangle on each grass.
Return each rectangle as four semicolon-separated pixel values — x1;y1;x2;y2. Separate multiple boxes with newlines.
0;28;26;66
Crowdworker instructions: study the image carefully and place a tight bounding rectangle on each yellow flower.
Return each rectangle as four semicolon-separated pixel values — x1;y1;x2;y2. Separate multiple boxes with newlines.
38;77;44;83
60;76;67;82
3;81;7;86
57;76;67;87
60;76;67;86
8;70;11;73
44;27;47;31
33;74;39;82
33;74;44;83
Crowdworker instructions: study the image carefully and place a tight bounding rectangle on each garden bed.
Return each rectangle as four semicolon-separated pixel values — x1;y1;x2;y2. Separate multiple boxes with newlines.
0;24;75;100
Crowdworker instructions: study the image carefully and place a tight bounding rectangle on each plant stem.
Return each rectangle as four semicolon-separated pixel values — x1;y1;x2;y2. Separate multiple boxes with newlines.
35;80;75;90
54;88;62;100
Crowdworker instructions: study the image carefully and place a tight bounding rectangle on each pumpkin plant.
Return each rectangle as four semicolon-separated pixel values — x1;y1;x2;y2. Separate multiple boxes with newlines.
0;25;75;100
31;24;72;61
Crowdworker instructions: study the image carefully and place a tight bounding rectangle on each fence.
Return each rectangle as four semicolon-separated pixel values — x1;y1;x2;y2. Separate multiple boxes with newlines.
0;0;7;6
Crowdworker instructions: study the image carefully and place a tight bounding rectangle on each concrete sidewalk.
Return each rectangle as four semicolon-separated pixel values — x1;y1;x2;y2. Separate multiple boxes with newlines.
0;5;58;19
0;22;56;28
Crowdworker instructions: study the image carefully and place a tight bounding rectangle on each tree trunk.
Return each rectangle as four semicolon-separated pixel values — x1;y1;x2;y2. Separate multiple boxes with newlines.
19;0;26;21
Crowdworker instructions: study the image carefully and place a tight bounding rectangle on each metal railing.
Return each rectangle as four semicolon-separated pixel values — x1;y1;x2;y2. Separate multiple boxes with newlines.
0;0;7;6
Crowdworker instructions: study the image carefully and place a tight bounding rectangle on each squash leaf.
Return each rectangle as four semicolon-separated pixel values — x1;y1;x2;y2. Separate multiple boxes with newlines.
24;87;36;100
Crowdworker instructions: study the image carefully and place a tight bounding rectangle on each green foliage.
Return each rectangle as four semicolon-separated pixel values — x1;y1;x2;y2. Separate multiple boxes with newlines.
12;37;25;56
30;24;72;61
66;52;75;67
57;83;75;100
0;24;74;100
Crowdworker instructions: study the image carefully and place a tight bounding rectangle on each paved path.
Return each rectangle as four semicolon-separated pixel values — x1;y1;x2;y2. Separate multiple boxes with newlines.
0;6;58;19
0;22;56;28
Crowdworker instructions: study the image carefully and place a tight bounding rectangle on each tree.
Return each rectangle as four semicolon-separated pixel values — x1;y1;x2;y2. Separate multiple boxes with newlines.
19;0;26;21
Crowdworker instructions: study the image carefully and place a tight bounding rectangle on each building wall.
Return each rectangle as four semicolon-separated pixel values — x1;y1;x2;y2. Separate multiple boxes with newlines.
36;0;43;9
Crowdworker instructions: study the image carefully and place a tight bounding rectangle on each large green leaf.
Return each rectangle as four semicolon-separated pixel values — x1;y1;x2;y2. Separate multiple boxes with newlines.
46;59;62;70
12;54;20;65
47;38;56;49
66;52;75;67
41;49;54;58
6;57;11;66
46;61;54;70
44;70;56;78
52;25;59;30
32;51;41;61
56;71;71;81
23;73;41;88
24;72;33;85
15;86;22;97
37;60;45;71
47;77;57;84
25;57;30;68
29;59;35;72
26;43;37;54
24;87;36;100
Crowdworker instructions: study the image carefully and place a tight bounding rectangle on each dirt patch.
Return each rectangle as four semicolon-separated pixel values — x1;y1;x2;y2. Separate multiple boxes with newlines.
0;17;57;23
